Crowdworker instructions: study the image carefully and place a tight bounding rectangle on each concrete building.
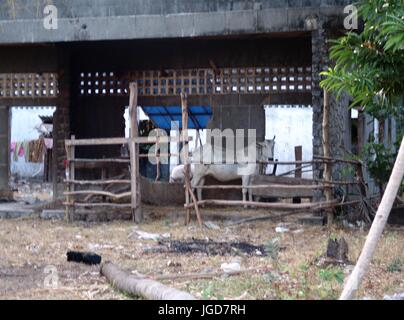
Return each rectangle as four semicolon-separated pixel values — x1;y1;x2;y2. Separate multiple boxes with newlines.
0;0;358;201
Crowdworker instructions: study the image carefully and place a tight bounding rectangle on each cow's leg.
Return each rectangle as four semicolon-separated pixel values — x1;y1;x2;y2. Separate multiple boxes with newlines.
191;175;205;205
197;177;205;202
241;176;249;208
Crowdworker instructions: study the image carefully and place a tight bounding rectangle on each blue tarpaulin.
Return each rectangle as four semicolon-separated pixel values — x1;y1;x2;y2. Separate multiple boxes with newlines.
141;105;212;130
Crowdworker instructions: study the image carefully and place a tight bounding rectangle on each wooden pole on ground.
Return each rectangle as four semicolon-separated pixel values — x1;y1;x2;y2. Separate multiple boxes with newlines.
340;137;404;300
323;90;334;227
101;262;196;300
129;83;142;223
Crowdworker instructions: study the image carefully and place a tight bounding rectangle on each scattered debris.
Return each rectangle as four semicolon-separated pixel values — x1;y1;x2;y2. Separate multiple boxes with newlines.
220;261;241;273
167;260;182;268
342;219;366;230
383;292;404;300
275;225;289;233
204;221;220;230
129;229;171;241
292;228;304;234
87;243;118;251
25;243;41;254
67;251;102;265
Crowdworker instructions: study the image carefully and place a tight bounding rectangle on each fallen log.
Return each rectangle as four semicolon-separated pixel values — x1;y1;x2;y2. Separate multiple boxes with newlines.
100;262;196;300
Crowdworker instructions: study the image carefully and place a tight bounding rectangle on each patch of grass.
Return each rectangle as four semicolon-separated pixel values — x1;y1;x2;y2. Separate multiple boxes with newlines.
201;282;215;299
194;275;272;300
318;266;344;284
387;258;402;273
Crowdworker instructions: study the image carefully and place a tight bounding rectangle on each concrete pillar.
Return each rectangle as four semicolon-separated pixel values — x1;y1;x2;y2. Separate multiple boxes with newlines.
0;106;12;200
311;28;327;200
52;50;71;200
312;28;349;184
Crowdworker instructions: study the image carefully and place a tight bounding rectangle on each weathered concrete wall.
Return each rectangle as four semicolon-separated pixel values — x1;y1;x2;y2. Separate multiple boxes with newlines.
71;96;125;158
0;106;11;199
0;0;355;19
0;0;350;44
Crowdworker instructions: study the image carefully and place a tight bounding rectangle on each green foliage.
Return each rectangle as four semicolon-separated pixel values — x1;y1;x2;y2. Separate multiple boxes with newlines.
321;0;404;191
387;258;402;272
202;282;224;300
318;266;345;284
265;238;280;261
362;131;404;188
321;0;404;119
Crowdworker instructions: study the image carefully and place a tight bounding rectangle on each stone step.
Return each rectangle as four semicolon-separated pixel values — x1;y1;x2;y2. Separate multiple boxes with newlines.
0;203;35;219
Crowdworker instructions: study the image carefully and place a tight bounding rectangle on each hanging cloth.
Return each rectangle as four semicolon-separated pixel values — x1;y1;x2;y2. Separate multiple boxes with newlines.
14;142;23;161
24;141;30;161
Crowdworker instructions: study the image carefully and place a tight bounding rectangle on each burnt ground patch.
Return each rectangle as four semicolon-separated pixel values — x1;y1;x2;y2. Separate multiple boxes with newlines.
150;239;267;256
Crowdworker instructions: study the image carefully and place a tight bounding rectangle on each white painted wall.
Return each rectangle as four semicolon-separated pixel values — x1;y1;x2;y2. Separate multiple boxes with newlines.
10;107;55;178
264;105;313;178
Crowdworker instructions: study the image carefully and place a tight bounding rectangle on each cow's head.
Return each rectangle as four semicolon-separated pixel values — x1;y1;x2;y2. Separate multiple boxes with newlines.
257;136;275;161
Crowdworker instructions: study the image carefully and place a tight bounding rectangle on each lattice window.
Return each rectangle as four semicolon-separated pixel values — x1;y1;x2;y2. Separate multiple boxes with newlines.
79;67;312;97
0;73;58;98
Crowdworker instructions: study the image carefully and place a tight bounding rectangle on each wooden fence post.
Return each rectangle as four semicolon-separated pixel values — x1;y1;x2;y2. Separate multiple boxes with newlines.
155;130;160;181
65;135;75;222
293;145;303;203
181;93;191;224
129;82;142;223
181;93;203;227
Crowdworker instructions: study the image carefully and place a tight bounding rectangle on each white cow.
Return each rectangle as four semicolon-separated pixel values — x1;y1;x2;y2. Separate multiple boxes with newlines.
191;139;275;205
169;164;194;183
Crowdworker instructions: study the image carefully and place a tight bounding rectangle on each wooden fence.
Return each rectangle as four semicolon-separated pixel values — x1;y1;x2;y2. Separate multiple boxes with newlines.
64;84;367;226
63;83;191;222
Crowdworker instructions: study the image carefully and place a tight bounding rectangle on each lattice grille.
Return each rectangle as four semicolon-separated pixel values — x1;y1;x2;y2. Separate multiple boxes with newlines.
0;73;58;98
79;67;312;97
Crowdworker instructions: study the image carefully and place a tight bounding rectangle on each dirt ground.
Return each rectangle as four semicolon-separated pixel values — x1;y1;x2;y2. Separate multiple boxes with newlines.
0;205;403;300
